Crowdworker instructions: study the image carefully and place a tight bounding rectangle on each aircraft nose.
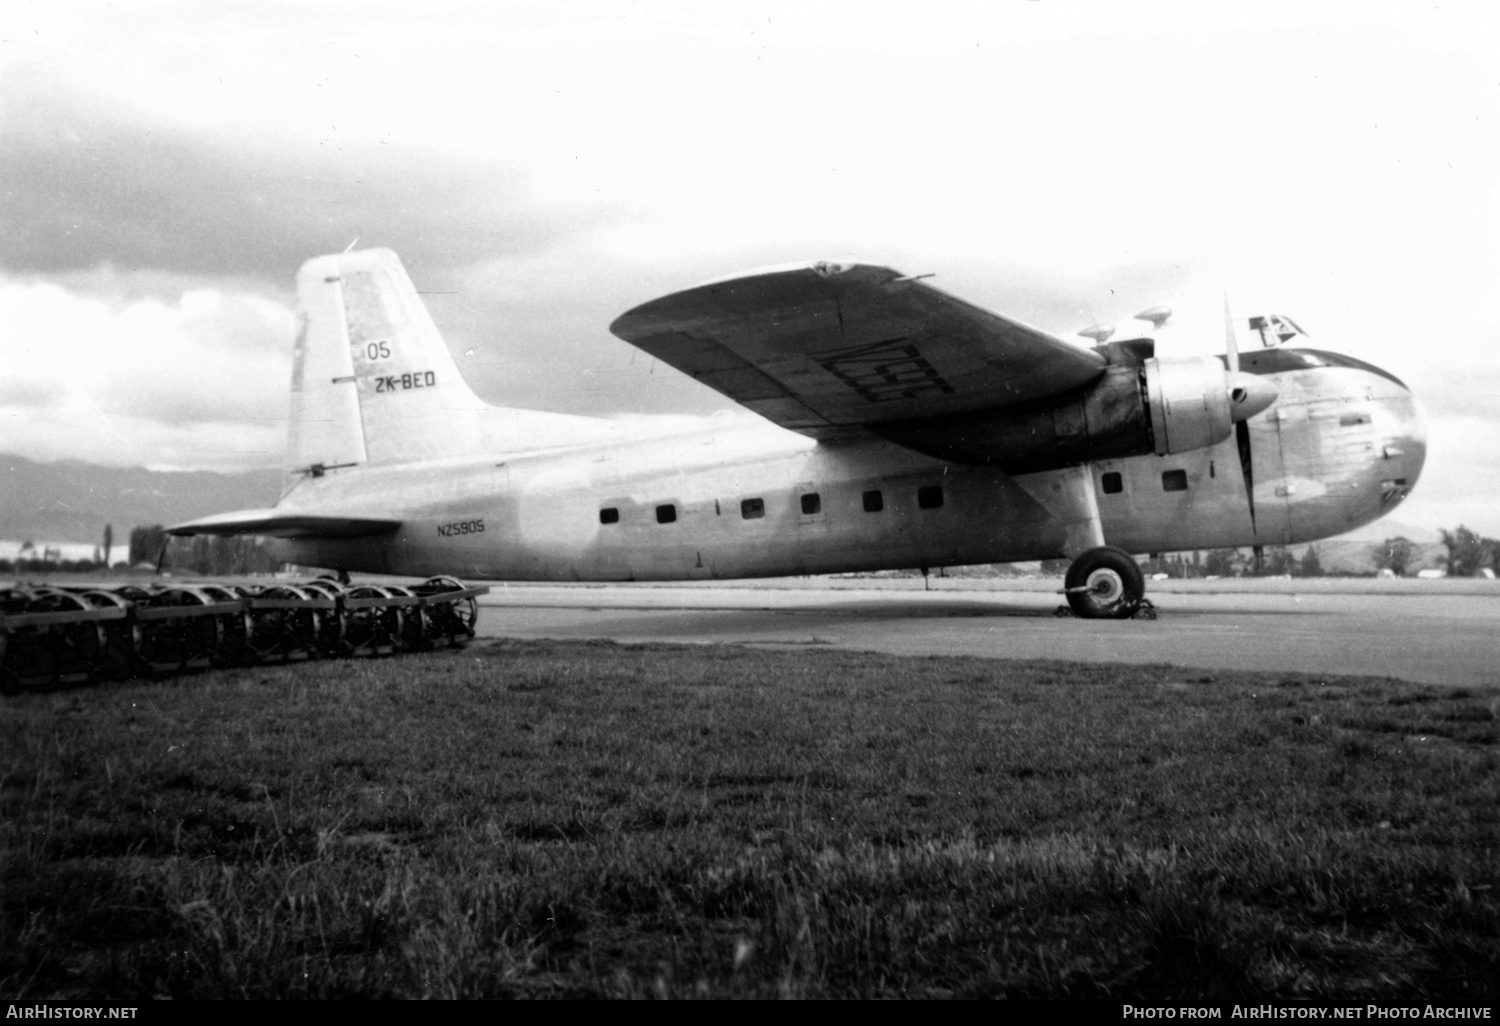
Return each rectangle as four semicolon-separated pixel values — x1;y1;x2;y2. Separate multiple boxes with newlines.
1226;371;1278;422
1387;390;1428;490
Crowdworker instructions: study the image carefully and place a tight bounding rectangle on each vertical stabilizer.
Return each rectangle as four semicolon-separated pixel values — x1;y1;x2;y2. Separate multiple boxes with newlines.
285;249;488;487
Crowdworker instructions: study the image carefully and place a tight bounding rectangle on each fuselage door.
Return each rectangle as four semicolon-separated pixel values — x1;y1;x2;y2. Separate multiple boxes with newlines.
1249;395;1294;545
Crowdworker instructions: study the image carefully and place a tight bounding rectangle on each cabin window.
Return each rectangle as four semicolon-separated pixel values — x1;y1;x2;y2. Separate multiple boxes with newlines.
599;507;619;525
1340;412;1372;426
741;497;765;519
1161;470;1188;492
800;493;821;515
863;489;884;512
1100;472;1123;495
656;504;677;524
918;485;944;509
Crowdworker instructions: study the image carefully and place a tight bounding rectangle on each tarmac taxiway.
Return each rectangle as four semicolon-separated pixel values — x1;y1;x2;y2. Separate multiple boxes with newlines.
475;577;1500;689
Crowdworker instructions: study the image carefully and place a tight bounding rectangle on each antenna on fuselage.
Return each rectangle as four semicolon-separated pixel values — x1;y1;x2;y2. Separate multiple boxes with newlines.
1135;306;1173;333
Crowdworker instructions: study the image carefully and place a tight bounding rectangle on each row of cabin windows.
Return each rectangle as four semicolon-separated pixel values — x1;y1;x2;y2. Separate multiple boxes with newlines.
1100;469;1189;495
598;485;944;526
608;472;1205;524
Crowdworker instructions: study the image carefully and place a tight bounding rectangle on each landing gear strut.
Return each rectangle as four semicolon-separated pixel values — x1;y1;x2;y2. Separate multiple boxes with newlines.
1063;546;1145;619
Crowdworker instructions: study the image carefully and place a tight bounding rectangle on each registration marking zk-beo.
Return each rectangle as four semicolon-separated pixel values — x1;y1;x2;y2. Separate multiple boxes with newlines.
375;370;437;394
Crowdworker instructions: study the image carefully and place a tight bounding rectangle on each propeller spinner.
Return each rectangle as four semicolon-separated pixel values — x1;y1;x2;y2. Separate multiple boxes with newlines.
1226;373;1278;423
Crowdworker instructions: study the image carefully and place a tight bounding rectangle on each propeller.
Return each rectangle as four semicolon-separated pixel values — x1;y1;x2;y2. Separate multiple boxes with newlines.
1225;294;1256;533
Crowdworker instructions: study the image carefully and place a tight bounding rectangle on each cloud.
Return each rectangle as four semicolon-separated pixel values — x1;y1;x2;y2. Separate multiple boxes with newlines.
2;1;1497;539
0;274;293;470
0;72;629;284
1407;363;1500;424
1397;413;1500;536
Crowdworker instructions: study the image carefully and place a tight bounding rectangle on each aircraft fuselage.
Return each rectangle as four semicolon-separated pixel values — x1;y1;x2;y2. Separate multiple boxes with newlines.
270;352;1426;580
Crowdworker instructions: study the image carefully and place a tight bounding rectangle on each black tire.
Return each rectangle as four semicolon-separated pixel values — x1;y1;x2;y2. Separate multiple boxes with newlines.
1064;546;1145;619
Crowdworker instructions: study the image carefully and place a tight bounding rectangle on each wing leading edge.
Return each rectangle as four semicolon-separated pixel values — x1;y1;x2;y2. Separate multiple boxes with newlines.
167;510;401;539
609;261;1108;438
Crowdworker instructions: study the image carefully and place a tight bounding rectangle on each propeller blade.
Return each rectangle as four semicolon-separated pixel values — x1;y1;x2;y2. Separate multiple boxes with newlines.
1236;418;1256;533
1225;291;1258;532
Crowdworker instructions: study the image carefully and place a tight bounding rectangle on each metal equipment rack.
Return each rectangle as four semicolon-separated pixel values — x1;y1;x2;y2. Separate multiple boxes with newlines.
0;576;488;692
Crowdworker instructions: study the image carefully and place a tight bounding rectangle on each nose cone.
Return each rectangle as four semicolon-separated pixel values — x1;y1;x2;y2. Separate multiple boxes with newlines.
1409;397;1427;474
1390;392;1428;494
1226;371;1279;422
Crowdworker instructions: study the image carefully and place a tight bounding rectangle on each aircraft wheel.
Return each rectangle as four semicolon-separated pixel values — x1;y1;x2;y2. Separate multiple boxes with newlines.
1064;546;1144;620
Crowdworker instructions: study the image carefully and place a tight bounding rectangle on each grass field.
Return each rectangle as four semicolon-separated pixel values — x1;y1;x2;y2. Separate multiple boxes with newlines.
3;640;1497;1000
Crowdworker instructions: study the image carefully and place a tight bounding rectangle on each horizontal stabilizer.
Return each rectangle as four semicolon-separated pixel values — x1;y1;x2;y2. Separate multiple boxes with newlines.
167;509;401;539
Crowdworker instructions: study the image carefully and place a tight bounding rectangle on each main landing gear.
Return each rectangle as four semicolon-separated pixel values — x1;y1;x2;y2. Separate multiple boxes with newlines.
1015;466;1153;620
1063;545;1146;619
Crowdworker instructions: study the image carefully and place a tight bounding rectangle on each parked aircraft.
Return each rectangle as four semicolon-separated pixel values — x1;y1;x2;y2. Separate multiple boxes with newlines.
170;249;1427;617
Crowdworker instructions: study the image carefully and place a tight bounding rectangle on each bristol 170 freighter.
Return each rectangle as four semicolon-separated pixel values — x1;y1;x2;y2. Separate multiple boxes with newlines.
172;249;1427;617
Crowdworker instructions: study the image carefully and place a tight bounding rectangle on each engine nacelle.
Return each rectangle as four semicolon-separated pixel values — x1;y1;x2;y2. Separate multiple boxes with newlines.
870;353;1276;472
1143;356;1235;455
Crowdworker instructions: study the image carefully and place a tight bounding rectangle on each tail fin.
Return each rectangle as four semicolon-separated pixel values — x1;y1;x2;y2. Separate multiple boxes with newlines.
285;249;488;487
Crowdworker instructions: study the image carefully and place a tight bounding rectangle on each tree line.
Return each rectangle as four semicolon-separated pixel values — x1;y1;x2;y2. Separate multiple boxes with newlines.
1135;546;1327;579
1163;525;1499;579
1368;527;1499;578
0;525;283;575
1433;526;1499;577
6;521;1499;580
1043;524;1498;581
127;525;284;574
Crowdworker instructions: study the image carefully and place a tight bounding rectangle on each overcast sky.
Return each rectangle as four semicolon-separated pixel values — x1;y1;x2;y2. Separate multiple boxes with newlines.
3;0;1497;534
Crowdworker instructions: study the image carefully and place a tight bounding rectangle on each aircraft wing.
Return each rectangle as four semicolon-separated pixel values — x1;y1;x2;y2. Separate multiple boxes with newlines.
167;510;401;539
609;261;1107;437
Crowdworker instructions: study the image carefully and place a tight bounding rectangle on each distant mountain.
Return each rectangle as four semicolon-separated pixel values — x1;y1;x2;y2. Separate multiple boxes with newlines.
0;454;282;545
